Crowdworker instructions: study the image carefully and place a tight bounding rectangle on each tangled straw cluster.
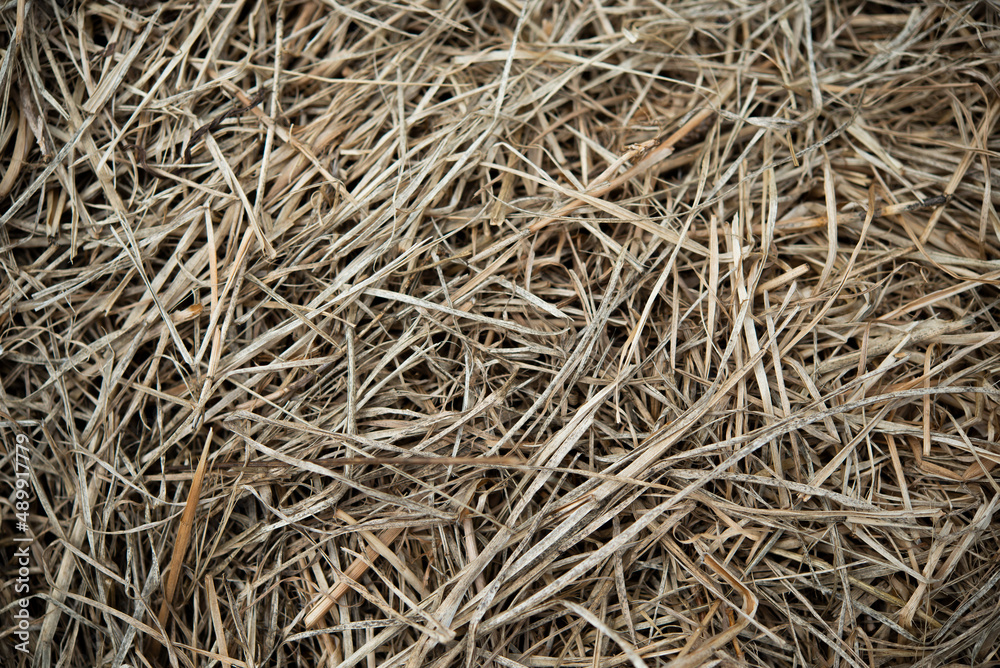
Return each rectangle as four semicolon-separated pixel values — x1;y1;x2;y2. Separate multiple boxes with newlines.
2;1;1000;666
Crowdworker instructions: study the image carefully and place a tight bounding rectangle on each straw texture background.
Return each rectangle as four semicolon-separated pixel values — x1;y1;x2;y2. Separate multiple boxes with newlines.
2;0;1000;666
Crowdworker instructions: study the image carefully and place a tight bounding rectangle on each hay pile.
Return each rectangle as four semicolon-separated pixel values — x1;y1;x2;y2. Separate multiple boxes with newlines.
2;0;1000;666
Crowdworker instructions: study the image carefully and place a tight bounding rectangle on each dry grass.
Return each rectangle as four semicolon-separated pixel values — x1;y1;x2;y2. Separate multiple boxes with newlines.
2;0;1000;666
